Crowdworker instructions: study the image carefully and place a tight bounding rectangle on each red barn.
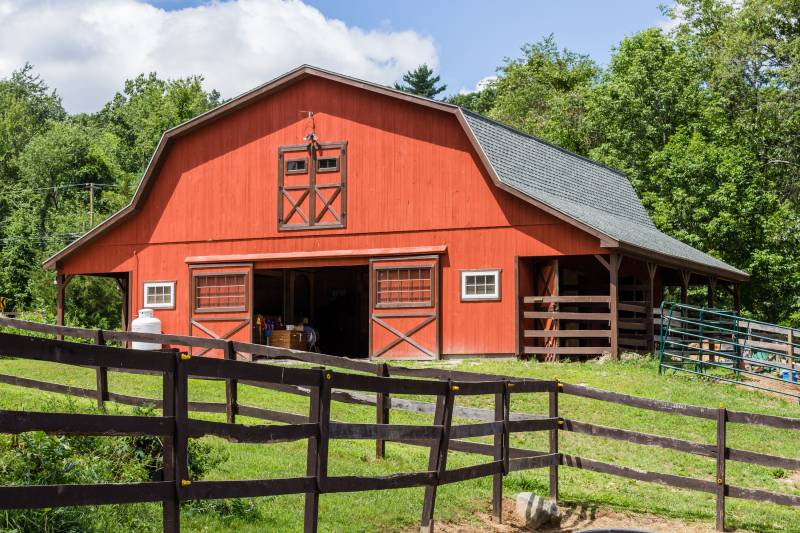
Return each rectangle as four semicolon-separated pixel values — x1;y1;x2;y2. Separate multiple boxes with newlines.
44;66;747;360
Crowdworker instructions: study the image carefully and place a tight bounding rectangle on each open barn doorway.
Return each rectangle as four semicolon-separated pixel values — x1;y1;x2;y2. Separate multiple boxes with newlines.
251;266;369;357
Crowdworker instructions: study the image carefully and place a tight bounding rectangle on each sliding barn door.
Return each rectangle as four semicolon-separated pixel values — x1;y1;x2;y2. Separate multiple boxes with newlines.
369;256;440;359
188;263;253;358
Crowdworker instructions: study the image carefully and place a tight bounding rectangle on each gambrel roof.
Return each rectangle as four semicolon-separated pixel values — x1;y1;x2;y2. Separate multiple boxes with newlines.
44;65;747;280
461;111;747;278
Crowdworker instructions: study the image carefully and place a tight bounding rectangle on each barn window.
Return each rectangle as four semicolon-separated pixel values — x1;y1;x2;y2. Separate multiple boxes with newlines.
461;270;500;301
194;273;248;312
317;156;339;172
143;281;175;309
286;158;307;174
375;266;433;307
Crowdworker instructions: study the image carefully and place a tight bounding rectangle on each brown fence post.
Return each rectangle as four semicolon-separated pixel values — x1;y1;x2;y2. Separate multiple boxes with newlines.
94;329;109;409
304;368;331;533
376;362;390;459
162;357;179;533
549;379;560;500
716;403;727;531
492;380;511;523
420;382;455;533
225;341;238;425
174;352;190;510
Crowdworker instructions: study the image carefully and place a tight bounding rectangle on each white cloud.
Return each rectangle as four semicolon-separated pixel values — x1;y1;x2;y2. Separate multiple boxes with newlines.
458;75;497;95
0;0;438;113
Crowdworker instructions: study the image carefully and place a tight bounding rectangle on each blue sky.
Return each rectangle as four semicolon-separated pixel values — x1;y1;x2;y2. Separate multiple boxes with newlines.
0;1;674;113
151;0;671;94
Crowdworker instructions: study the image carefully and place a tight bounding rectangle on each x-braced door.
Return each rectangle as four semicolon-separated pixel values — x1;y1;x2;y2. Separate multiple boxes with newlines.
369;256;440;359
188;263;253;358
278;142;347;230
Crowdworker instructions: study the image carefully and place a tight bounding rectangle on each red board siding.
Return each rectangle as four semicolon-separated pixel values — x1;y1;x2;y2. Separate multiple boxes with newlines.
59;76;604;357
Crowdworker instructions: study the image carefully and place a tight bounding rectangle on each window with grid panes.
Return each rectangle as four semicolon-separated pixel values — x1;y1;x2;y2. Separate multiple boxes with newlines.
375;267;433;307
194;273;247;312
144;281;175;309
460;270;500;300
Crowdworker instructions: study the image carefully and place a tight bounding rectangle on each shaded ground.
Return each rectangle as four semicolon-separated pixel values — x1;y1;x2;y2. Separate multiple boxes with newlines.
432;499;750;533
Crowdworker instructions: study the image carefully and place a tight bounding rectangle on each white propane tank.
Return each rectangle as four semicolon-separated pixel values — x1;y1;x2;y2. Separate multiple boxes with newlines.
131;309;162;350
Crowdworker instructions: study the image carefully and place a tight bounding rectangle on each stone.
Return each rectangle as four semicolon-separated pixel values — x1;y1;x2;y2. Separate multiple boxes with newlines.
515;492;561;529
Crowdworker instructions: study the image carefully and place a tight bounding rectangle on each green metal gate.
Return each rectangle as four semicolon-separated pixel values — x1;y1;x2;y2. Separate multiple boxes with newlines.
658;302;800;400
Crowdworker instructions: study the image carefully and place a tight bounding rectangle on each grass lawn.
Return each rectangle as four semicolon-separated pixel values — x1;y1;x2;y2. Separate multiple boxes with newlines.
1;354;799;532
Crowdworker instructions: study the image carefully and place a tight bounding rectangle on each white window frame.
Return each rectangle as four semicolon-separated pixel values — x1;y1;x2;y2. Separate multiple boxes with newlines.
460;269;501;301
143;281;176;309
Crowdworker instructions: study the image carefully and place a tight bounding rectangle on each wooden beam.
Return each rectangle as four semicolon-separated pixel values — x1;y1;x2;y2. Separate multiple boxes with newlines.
733;283;741;314
646;263;657;353
594;254;610;272
708;276;718;309
609;254;621;360
680;270;691;304
55;274;73;340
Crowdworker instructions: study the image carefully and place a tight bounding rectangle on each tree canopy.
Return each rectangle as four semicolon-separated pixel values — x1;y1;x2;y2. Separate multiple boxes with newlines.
394;63;447;99
453;0;800;325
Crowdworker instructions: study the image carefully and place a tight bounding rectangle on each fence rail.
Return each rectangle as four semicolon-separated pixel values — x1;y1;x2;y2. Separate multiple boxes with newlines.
0;317;799;531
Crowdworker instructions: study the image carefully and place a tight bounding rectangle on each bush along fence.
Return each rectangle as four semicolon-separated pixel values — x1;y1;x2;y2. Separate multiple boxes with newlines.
0;317;799;532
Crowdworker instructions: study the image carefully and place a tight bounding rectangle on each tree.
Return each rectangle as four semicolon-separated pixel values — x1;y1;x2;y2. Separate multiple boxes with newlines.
446;82;497;115
394;64;447;99
487;36;600;154
94;73;222;176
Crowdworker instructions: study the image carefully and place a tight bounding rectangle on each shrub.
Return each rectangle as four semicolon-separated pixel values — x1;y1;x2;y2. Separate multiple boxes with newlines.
0;400;240;532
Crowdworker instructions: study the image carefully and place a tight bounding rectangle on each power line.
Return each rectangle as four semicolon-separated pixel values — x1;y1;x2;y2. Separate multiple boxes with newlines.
3;182;122;194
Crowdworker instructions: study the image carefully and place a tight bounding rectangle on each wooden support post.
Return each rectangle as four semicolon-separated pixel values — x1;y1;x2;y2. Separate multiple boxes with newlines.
304;368;331;533
549;380;560;500
492;381;511;523
376;362;389;459
174;355;190;485
225;341;238;425
733;283;741;314
55;274;67;340
609;254;621;360
716;404;727;531
708;276;717;309
646;263;657;354
116;275;130;332
420;384;455;533
162;359;179;533
304;371;323;533
680;270;691;304
94;329;109;409
788;329;795;366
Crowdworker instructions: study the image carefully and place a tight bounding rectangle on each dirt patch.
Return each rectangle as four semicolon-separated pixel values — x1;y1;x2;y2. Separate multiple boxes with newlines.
429;499;750;532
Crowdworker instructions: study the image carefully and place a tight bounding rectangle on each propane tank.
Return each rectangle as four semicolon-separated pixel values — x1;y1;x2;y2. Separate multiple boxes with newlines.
131;308;162;350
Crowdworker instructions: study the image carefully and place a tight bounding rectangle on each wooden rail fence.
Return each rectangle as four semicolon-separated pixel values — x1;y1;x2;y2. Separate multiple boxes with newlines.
0;317;799;532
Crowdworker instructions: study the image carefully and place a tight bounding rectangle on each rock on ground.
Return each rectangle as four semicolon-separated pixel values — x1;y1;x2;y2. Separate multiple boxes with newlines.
514;493;560;529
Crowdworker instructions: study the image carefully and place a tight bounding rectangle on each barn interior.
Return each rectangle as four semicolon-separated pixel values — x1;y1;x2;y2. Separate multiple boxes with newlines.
252;266;370;357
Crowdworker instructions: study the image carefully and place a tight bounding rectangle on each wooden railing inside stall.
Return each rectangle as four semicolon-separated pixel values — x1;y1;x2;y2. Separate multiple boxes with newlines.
0;316;799;532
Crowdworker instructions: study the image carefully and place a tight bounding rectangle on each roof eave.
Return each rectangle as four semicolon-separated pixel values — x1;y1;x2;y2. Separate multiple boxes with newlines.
612;241;749;282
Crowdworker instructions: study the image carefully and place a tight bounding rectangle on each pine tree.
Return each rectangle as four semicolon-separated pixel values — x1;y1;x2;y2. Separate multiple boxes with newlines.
393;64;447;99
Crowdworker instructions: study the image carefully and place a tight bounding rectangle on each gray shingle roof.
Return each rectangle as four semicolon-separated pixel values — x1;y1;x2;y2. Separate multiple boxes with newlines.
462;110;746;278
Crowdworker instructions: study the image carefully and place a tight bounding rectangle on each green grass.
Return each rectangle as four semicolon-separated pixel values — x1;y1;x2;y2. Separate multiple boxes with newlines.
1;355;799;532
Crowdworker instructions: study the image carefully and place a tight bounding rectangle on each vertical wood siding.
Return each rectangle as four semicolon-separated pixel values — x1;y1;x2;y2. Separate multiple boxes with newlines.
59;76;604;357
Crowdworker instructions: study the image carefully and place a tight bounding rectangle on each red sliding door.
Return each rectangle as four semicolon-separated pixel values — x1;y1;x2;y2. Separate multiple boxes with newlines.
188;263;253;358
369;256;440;359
